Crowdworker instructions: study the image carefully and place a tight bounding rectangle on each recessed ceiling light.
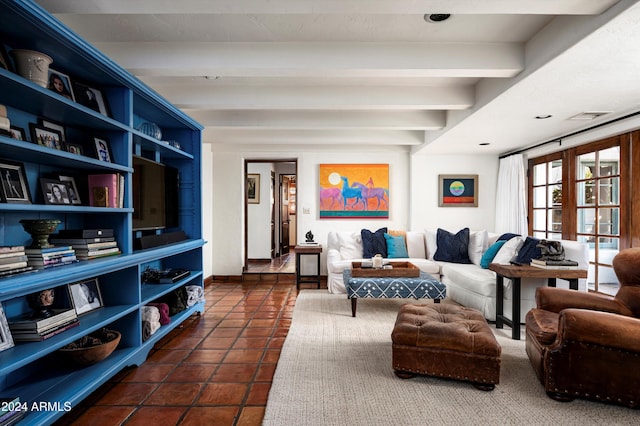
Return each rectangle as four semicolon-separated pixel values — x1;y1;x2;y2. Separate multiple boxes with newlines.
535;114;552;119
479;142;490;146
424;14;451;23
569;111;611;120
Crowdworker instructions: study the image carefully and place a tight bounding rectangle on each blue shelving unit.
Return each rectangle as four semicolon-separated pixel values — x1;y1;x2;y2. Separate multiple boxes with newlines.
0;2;205;424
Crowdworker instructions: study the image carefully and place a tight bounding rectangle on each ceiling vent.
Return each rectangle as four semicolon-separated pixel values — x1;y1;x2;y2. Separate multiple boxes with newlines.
569;111;612;120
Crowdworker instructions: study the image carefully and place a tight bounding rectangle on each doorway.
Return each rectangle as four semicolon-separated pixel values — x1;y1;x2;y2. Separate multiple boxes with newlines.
244;159;297;273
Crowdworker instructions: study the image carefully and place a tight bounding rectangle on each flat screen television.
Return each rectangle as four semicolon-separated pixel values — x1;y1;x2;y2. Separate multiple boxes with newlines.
132;155;179;231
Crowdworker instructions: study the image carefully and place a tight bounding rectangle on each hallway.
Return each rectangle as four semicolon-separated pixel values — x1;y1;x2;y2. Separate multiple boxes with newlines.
245;254;295;274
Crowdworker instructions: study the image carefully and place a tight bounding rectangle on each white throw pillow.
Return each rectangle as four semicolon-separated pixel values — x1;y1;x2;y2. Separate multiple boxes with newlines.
405;231;426;259
468;229;488;265
425;229;438;260
337;232;363;260
491;236;523;264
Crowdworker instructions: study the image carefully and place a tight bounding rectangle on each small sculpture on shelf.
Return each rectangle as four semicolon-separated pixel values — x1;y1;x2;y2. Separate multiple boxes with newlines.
305;231;315;243
27;288;55;318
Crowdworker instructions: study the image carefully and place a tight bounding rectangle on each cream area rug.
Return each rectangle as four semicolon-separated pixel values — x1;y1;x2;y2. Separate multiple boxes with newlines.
263;290;636;426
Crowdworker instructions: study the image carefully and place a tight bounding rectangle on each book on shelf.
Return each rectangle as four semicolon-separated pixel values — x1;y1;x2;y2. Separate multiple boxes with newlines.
49;239;117;249
0;246;24;255
49;236;115;245
0;266;35;278
0;408;25;426
54;229;114;239
0;261;28;272
8;308;77;332
24;245;73;255
11;319;80;342
26;248;75;260
28;255;78;267
530;258;580;269
75;247;121;260
0;255;27;265
88;173;122;208
0;397;19;414
0;250;26;259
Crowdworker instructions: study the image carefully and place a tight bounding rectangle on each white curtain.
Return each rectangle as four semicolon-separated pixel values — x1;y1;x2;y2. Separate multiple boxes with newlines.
495;154;527;235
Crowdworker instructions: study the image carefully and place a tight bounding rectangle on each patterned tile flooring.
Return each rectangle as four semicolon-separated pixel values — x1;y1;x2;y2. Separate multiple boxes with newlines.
54;281;300;426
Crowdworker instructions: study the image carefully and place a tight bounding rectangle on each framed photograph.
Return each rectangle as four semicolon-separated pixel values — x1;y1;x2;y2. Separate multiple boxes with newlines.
438;174;479;207
29;123;63;150
47;69;75;101
68;278;103;315
9;125;26;141
247;173;260;204
40;178;72;205
93;137;112;162
59;175;82;205
65;142;84;156
39;118;66;142
0;304;14;353
73;81;110;117
0;160;31;204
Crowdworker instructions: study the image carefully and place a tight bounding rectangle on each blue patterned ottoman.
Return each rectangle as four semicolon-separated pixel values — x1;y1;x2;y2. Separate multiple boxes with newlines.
343;269;446;317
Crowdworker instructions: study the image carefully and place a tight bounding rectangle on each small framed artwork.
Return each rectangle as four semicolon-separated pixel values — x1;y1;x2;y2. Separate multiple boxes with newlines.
65;142;84;156
40;178;72;205
438;174;479;207
73;81;110;117
9;126;26;141
93;137;111;162
247;173;260;204
68;278;103;315
0;159;31;204
29;123;63;150
39;118;66;142
47;69;75;101
59;175;82;205
0;304;14;353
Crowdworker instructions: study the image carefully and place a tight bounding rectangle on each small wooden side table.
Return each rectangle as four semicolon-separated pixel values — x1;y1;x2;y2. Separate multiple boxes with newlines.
294;244;323;289
488;263;587;340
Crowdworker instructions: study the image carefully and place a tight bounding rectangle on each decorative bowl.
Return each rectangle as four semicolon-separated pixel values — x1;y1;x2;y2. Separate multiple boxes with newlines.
59;329;121;367
19;219;61;249
137;122;162;140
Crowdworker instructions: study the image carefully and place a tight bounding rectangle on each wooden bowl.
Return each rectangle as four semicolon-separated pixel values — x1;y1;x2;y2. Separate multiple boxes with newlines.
59;330;121;366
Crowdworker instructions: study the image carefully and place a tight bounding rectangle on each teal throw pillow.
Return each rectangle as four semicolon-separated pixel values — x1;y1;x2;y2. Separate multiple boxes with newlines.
480;240;507;269
384;233;409;258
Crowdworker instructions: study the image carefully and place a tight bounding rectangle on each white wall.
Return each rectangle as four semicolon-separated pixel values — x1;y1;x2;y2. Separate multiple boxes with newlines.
247;162;273;258
204;144;501;276
201;144;214;278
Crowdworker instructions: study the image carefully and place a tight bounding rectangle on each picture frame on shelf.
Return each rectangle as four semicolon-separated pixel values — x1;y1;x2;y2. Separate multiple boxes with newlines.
73;81;110;117
0;304;15;353
29;123;63;150
438;174;479;207
47;69;75;101
68;278;103;315
247;173;260;204
64;142;84;156
93;137;112;162
0;159;31;204
59;175;82;205
40;178;72;205
39;118;66;142
9;125;26;141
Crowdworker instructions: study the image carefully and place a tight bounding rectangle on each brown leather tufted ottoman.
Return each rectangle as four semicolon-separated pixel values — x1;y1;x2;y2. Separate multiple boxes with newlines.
391;303;501;390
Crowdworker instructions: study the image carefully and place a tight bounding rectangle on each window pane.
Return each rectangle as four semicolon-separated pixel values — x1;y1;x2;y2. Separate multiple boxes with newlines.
599;147;619;176
549;209;562;232
533;163;546;185
577;180;595;206
577;154;595;179
533;209;546;230
532;231;546;239
548;233;562;240
598;207;619;235
597;265;618;296
549;160;562;183
598;236;619;258
549;184;562;206
577;208;596;234
533;187;546;208
598;177;619;205
577;235;596;259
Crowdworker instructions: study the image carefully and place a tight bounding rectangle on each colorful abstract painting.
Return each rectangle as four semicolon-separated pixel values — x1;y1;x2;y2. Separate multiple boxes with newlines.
319;164;389;218
438;174;478;207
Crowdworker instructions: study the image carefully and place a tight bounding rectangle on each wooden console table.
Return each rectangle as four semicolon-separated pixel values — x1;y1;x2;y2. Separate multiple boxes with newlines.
294;244;323;289
489;263;588;340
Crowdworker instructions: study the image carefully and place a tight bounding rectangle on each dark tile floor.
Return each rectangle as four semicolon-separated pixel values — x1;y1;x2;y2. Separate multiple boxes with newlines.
245;254;295;274
54;280;299;426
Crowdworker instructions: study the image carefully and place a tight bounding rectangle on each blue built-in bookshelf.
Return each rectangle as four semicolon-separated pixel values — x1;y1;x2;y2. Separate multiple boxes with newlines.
0;1;204;423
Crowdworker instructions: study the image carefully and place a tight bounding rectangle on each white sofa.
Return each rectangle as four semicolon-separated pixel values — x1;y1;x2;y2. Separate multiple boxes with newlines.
326;229;589;322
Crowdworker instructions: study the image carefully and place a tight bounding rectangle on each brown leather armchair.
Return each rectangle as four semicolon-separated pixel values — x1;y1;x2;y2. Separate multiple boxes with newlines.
525;247;640;407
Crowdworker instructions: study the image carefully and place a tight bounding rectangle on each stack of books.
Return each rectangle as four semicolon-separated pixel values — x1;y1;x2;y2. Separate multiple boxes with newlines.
530;258;580;269
0;397;25;426
25;245;78;269
50;229;121;260
8;308;79;342
88;173;125;208
0;246;34;278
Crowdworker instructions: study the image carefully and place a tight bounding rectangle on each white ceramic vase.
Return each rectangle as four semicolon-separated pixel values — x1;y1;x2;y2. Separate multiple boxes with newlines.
11;49;53;87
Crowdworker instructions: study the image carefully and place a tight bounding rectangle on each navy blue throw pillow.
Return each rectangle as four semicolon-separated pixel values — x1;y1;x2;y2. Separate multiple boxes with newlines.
515;236;542;264
497;232;520;242
433;228;472;264
361;227;388;258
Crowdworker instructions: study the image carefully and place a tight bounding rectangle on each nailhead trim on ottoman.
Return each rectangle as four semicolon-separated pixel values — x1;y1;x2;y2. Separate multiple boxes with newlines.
391;303;501;390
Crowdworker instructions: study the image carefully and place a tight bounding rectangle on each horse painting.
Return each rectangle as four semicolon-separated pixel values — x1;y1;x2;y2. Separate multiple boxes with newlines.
351;181;389;210
340;176;364;210
320;187;342;210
